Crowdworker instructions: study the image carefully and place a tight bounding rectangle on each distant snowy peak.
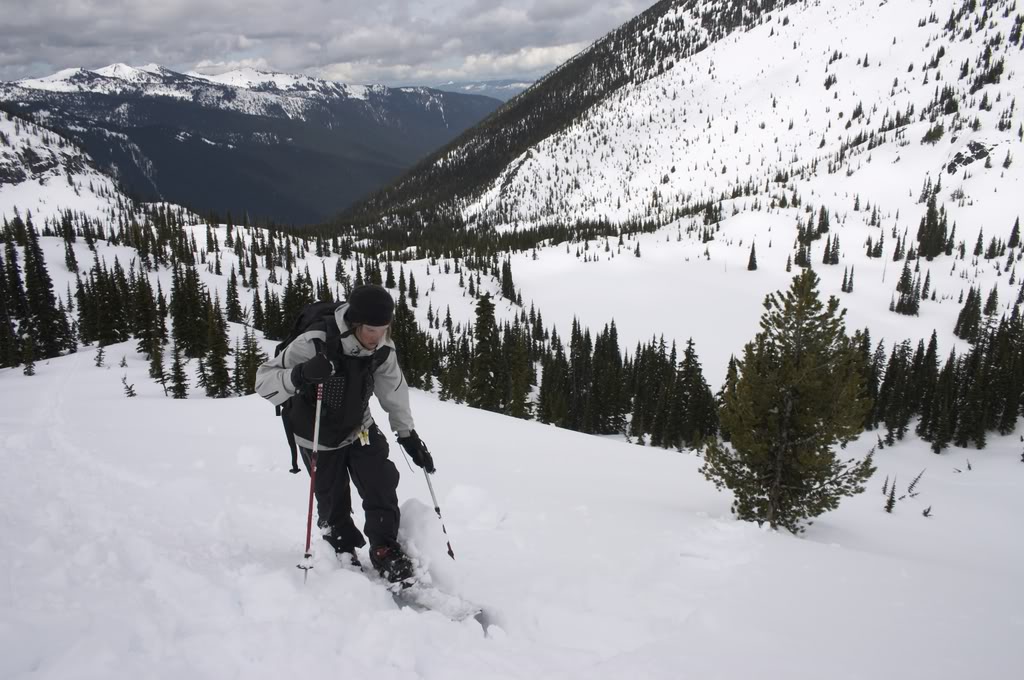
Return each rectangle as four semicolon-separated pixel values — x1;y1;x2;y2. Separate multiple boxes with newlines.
187;67;330;92
0;62;502;223
10;63;415;106
15;68;104;93
93;63;163;84
432;79;534;102
13;64;187;97
185;67;383;101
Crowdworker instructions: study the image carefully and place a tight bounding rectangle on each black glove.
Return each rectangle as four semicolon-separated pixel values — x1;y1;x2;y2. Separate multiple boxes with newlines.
398;430;435;473
290;353;334;390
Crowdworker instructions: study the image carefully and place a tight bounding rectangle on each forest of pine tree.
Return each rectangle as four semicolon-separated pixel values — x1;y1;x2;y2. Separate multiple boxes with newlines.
2;207;1023;460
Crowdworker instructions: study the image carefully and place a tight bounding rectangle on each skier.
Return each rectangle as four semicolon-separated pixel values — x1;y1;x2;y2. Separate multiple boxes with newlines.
255;284;435;583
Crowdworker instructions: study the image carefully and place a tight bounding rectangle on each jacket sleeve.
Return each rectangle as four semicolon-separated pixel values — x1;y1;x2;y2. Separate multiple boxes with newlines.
254;331;323;406
373;344;415;436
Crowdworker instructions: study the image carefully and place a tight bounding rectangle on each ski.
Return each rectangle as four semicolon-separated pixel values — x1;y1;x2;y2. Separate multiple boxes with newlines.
308;550;490;628
388;580;486;625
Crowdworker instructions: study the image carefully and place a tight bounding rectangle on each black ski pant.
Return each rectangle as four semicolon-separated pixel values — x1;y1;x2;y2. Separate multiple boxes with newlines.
299;425;401;552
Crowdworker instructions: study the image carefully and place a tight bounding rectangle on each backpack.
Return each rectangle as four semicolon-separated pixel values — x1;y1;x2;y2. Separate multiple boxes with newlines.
275;301;391;473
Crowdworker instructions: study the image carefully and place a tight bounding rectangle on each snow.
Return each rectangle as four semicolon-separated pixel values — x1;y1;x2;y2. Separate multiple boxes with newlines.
2;0;1024;675
0;113;125;226
0;210;1019;678
460;0;1022;235
0;326;1020;679
93;63;160;84
187;67;320;91
185;67;365;102
14;68;93;93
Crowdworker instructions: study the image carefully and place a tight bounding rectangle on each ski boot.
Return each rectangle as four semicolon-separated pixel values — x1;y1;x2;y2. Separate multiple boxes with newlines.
370;544;416;585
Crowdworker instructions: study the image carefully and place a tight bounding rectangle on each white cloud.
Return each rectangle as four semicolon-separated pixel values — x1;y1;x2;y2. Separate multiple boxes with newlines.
191;57;271;74
462;42;592;77
0;0;654;85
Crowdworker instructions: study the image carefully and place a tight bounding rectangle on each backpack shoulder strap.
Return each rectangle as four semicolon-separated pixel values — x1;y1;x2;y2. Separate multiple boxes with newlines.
277;300;345;473
371;345;392;372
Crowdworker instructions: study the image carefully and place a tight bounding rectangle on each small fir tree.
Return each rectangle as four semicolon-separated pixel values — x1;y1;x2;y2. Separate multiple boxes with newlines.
169;342;189;399
701;270;875;532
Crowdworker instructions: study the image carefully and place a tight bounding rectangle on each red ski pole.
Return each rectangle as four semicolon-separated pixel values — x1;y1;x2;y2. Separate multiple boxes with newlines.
298;383;324;581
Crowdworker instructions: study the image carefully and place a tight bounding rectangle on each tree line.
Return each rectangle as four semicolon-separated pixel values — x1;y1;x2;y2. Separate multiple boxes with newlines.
4;211;1022;462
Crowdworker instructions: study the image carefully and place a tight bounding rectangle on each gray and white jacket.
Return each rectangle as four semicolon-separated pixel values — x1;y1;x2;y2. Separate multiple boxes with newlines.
254;303;415;451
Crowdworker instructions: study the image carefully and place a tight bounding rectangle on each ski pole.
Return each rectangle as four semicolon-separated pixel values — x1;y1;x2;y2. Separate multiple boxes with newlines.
298;383;324;581
423;470;456;560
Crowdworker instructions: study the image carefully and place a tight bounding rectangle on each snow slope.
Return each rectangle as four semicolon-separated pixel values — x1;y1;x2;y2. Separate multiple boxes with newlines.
0;111;132;226
0;144;1020;676
0;336;1020;679
461;0;1024;230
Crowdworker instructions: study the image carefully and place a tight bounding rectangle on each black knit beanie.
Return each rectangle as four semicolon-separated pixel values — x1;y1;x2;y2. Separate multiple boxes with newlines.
345;284;395;326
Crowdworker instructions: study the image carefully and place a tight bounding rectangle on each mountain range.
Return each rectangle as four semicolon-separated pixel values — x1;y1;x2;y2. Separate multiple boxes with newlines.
429;79;534;102
0;64;501;224
344;0;1022;249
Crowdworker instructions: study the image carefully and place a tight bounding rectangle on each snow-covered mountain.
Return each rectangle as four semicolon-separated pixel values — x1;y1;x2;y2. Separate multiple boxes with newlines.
0;108;168;227
351;0;1021;230
0;64;501;223
430;79;534;102
340;0;1024;383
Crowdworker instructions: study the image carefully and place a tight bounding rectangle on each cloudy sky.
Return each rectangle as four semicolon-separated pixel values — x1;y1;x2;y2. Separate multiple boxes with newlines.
0;0;653;85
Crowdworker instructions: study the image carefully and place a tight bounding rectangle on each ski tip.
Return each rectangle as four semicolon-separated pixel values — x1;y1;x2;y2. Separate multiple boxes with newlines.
473;609;491;631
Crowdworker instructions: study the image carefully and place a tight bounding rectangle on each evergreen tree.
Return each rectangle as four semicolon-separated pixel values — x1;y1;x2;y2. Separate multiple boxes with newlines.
233;327;268;395
817;206;830;234
408;272;419;308
701;270;875;532
747;243;758;271
467;294;503;412
538;329;570;426
170;264;209;358
717;355;739;441
21;215;68;358
390;290;429;389
954;287;983;342
133;265;161;361
983;285;999;316
916;194;948;260
4;239;28;328
21;336;35;376
674;338;719;449
226;267;243;323
169;341;189;399
589;321;625;433
439;335;472;403
501;259;517;299
64;239;78;273
505;322;533;419
568;319;595;432
0;248;21;367
204;296;232;398
335;257;351;296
